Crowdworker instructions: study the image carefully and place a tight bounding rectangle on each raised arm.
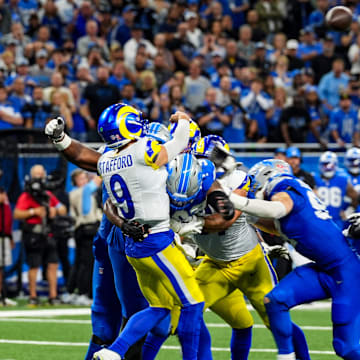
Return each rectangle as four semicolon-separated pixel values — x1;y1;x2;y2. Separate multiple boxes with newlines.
45;117;100;172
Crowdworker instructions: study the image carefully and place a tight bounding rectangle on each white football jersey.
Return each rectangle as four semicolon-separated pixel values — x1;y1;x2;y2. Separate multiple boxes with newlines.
98;137;170;232
194;169;259;261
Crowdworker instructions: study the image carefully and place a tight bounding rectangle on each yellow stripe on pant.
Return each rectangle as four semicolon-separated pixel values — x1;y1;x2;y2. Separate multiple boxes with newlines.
195;243;277;328
127;242;204;310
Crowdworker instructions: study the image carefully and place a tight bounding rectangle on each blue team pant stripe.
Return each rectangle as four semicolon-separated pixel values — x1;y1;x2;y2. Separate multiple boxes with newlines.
152;253;197;306
264;253;278;286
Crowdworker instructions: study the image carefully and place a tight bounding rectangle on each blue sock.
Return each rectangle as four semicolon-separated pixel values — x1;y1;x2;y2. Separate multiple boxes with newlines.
142;314;171;360
230;327;252;360
292;323;310;360
177;302;205;360
198;318;212;360
109;307;170;357
265;300;294;354
142;332;168;360
84;340;102;360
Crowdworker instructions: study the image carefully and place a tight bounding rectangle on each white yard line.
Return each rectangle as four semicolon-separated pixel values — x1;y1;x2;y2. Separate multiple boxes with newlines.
0;339;336;355
0;318;333;331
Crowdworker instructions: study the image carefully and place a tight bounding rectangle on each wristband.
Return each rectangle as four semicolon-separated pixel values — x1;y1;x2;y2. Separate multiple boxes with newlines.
54;133;71;151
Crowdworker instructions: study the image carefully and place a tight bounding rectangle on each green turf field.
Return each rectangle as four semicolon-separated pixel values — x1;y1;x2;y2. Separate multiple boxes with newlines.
0;302;338;359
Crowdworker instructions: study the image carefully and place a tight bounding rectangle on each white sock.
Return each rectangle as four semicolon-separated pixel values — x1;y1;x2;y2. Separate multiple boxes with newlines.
277;353;296;360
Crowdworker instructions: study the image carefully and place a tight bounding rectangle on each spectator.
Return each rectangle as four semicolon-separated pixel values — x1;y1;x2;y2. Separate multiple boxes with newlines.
70;1;96;43
153;33;175;72
135;0;157;41
150;92;172;125
153;53;172;88
0;0;12;35
41;0;62;46
1;22;31;53
255;0;283;34
280;94;319;145
246;9;266;42
68;170;102;306
297;27;323;66
308;0;329;35
318;58;349;111
196;86;231;136
6;58;36;95
0;84;23;130
285;146;316;189
267;86;287;142
50;90;73;132
22;86;52;129
76;20;110;61
251;42;271;76
312;34;338;84
55;0;77;25
43;72;76;112
348;33;360;77
14;164;66;305
224;39;247;71
29;49;52;87
68;82;87;142
0;51;16;79
108;61;130;92
0;187;15;306
237;24;255;62
184;59;211;111
75;62;94;96
271;55;292;91
216;75;232;107
120;83;146;113
8;77;31;112
285;39;304;71
82;66;120;141
274;146;287;161
123;25;156;70
167;22;196;71
169;83;185;112
33;25;56;53
329;92;360;147
267;32;287;65
229;0;249;30
185;11;203;49
111;5;136;46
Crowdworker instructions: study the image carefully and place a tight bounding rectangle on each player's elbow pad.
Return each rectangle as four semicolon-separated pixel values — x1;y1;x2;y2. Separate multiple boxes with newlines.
164;119;190;162
207;190;235;221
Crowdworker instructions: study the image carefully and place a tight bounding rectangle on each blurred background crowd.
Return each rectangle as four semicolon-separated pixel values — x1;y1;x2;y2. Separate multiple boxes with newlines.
0;0;360;146
1;0;360;306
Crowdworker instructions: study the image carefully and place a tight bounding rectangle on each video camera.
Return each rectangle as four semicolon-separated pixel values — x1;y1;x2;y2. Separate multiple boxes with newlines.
24;176;49;205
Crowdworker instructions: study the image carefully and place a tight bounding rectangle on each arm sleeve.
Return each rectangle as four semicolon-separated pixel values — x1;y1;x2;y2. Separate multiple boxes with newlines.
229;193;288;219
163;119;190;162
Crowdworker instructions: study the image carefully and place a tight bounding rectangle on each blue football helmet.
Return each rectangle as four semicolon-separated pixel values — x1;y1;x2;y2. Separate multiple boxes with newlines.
248;159;293;199
192;135;230;158
345;147;360;175
166;153;203;210
146;122;170;144
169;119;201;153
319;151;338;179
97;103;148;149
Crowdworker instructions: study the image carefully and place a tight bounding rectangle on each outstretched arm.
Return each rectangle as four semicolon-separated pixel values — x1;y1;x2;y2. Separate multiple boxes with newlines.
45;117;100;172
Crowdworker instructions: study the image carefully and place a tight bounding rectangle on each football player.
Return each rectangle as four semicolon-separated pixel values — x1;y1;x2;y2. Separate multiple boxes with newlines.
214;154;360;360
314;151;358;229
45;105;234;360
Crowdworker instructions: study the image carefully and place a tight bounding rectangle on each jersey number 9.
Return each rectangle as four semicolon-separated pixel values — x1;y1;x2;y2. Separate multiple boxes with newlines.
109;174;135;219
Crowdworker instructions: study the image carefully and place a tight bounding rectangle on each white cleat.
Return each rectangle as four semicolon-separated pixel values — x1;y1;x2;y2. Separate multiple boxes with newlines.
92;348;121;360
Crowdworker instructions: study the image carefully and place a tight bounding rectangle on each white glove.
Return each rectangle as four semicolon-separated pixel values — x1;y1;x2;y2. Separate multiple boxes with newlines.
343;206;355;220
170;216;204;237
45;117;65;141
261;242;290;261
347;212;360;225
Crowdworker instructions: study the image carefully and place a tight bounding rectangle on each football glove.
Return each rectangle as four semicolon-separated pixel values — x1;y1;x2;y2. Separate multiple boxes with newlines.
170;216;204;237
207;190;235;221
343;212;360;239
121;220;150;242
262;242;290;261
45;117;65;141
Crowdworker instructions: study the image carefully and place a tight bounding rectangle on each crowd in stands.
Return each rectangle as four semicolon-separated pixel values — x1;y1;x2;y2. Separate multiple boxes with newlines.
0;0;360;147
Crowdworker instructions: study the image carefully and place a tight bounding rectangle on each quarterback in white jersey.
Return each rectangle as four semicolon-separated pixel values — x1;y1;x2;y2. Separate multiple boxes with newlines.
45;104;234;360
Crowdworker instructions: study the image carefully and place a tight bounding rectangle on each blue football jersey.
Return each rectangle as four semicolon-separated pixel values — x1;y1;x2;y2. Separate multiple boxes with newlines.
314;173;348;226
268;176;354;270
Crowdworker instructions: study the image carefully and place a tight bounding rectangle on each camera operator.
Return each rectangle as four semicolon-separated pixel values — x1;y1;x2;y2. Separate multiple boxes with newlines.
68;169;102;306
14;165;66;306
0;187;16;306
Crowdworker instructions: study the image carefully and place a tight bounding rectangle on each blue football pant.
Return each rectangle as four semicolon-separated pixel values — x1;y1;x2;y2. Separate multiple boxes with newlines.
265;259;360;360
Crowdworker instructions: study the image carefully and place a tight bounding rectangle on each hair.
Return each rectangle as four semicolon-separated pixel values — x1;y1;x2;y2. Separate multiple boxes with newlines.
71;169;85;186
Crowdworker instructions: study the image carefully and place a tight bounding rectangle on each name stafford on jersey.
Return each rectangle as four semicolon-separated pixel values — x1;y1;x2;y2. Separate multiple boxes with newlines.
98;155;133;174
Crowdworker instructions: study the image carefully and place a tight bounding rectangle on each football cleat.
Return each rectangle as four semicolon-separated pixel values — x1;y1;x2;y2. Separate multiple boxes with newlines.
93;348;122;360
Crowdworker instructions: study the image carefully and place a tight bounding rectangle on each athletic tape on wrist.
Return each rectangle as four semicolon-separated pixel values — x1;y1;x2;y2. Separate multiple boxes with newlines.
54;134;71;151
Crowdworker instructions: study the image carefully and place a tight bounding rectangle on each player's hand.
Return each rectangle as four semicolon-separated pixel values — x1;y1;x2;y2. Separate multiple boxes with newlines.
262;242;290;261
45;117;65;141
343;212;360;238
170;216;204;237
169;111;191;123
206;190;235;221
121;220;150;242
209;145;239;177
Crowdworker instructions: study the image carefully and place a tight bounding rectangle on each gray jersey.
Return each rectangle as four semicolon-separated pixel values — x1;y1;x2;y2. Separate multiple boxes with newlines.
194;169;259;261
